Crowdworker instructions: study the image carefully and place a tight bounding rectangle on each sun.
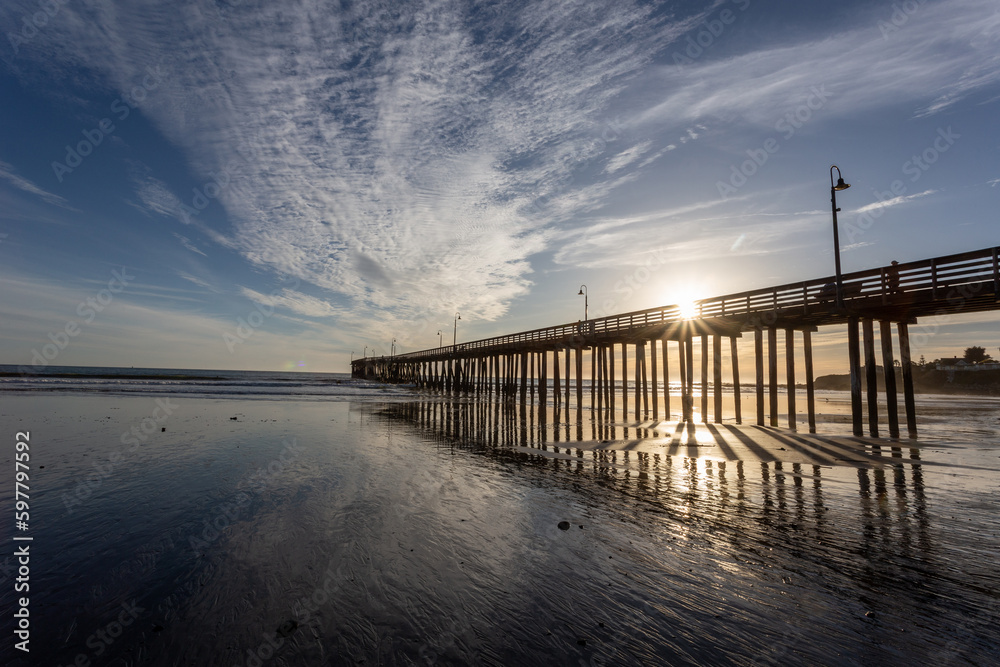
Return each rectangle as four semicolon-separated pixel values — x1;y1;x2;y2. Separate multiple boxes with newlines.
677;299;700;319
662;285;703;319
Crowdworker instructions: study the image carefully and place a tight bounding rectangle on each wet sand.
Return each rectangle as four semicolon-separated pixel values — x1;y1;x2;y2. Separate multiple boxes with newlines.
2;392;999;665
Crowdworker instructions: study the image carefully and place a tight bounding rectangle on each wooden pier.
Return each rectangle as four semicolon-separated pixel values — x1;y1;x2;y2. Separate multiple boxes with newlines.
353;246;1000;438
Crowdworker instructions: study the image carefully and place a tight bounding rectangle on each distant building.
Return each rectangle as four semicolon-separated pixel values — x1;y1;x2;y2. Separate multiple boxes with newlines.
936;359;1000;371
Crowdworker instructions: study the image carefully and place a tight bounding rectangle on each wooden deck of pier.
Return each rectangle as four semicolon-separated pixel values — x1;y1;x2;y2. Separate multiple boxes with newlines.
354;246;1000;439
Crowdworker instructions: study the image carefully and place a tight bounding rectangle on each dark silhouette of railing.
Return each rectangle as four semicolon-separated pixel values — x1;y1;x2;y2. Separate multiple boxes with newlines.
370;246;999;362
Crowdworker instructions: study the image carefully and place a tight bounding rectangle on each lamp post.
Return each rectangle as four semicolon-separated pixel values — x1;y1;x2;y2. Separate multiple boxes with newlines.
453;313;461;351
437;331;442;348
830;165;851;309
391;338;396;357
363;345;368;358
578;285;588;321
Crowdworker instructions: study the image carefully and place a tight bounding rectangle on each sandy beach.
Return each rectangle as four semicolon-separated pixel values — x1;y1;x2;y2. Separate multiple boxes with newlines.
2;386;999;665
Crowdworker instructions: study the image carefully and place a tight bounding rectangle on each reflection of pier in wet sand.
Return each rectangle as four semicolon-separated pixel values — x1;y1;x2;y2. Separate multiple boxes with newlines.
393;398;937;469
382;400;941;522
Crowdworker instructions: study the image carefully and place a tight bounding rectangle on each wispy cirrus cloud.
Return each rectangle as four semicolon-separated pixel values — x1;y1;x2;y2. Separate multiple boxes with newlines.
604;141;653;174
131;173;185;220
633;0;1000;129
173;233;207;256
0;159;73;209
177;271;215;290
239;286;342;319
852;189;936;215
553;197;825;270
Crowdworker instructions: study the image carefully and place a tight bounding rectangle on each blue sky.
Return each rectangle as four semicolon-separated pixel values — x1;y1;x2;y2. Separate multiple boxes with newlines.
1;0;998;373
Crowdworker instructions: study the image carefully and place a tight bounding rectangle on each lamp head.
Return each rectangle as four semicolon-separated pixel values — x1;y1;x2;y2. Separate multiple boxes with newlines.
578;288;584;295
833;177;850;191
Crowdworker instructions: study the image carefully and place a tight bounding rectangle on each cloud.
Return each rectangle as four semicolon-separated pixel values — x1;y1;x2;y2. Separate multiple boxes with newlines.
177;272;214;290
133;174;186;220
553;200;824;270
633;0;1000;129
852;189;936;215
604;141;652;174
0;159;73;209
3;0;697;327
125;164;234;249
239;286;342;319
173;233;208;256
352;252;393;289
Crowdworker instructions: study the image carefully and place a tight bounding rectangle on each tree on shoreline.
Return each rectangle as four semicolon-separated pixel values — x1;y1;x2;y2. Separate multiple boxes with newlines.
963;346;993;364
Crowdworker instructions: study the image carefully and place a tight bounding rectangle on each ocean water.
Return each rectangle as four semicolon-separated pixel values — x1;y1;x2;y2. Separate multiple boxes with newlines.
1;367;998;665
0;365;411;399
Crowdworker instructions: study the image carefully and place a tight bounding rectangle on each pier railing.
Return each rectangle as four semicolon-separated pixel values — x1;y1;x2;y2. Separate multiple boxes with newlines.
366;246;999;362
